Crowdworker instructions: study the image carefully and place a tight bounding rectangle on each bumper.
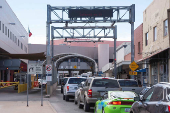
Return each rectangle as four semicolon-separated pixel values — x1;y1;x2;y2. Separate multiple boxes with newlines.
86;97;98;104
65;92;75;97
104;105;132;113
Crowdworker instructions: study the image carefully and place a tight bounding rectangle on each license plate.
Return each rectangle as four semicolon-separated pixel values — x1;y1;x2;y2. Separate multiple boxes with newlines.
125;108;130;112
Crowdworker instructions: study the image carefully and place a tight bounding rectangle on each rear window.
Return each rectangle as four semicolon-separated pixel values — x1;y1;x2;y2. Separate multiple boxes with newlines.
92;79;119;88
68;78;86;84
119;80;138;87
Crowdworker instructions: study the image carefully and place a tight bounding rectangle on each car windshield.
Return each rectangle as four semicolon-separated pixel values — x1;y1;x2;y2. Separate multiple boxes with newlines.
68;78;86;84
119;80;138;87
92;79;119;88
109;91;137;99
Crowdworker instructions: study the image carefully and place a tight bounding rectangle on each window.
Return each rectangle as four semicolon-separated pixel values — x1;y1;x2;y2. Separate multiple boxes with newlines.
92;79;119;88
13;34;15;42
0;21;1;30
8;29;9;38
5;26;7;35
18;39;19;46
145;32;148;46
164;19;168;36
68;78;86;84
150;87;163;101
21;43;23;49
154;26;157;41
10;32;12;39
143;87;154;102
118;80;138;87
138;42;140;54
15;36;17;44
2;24;4;33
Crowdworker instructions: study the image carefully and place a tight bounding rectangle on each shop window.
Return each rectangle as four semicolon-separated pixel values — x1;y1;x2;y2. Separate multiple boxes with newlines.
145;32;148;46
10;32;12;39
164;19;168;36
5;26;7;35
153;26;157;41
2;24;4;33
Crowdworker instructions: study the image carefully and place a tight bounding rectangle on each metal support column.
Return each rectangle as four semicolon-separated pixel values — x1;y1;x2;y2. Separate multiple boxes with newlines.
46;5;51;96
114;26;117;79
51;26;54;84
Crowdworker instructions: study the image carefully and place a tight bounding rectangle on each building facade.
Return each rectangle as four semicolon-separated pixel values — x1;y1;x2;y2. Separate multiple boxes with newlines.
143;0;170;85
0;0;28;82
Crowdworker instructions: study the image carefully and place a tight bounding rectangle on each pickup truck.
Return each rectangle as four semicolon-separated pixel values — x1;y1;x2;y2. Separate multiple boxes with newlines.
117;79;143;94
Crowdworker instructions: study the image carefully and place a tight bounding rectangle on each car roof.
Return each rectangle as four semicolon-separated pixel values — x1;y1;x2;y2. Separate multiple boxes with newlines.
154;82;170;88
117;79;136;81
68;77;86;79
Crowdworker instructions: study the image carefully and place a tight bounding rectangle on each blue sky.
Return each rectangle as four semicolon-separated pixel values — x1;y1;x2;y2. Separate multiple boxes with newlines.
6;0;153;44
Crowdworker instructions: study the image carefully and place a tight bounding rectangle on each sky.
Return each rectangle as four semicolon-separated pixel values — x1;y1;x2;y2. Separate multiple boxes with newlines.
6;0;153;44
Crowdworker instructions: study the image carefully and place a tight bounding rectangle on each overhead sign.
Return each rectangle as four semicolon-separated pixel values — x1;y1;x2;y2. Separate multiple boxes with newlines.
69;9;113;18
27;64;42;74
129;71;137;75
46;64;52;74
129;61;139;71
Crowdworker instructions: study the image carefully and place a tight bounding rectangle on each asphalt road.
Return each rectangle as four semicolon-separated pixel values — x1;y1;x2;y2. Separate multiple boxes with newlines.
0;86;94;113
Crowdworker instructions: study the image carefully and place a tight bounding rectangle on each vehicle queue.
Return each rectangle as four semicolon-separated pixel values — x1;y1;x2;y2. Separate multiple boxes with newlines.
60;76;170;113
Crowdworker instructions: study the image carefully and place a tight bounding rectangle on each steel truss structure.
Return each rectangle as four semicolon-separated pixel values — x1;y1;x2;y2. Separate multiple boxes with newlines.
46;5;135;95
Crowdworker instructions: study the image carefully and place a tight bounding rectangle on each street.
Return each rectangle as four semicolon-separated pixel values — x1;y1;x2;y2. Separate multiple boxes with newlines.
0;86;94;113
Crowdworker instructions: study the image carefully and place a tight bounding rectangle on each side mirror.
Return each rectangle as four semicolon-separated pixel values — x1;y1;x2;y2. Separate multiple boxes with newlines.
134;97;140;101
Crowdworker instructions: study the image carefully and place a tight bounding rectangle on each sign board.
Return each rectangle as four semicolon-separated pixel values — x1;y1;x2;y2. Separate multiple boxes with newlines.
129;71;137;75
27;64;42;74
46;76;52;81
129;61;139;71
69;9;113;18
46;64;52;74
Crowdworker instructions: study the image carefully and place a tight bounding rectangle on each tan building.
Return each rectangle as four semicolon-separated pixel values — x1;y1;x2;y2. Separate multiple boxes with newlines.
143;0;170;85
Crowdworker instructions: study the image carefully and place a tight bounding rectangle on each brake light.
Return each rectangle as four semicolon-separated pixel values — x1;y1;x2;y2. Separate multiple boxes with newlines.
102;78;108;79
168;105;170;112
67;86;69;91
88;89;92;98
108;101;121;105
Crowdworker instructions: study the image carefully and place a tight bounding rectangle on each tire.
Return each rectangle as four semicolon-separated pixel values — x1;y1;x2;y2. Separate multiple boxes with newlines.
84;98;90;112
78;96;83;109
39;85;41;88
74;96;77;104
102;108;105;113
61;89;63;93
65;95;69;101
63;93;65;100
94;106;97;113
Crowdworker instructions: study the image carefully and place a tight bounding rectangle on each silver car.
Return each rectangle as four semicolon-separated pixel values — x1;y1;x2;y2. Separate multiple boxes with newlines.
63;77;86;101
74;81;85;104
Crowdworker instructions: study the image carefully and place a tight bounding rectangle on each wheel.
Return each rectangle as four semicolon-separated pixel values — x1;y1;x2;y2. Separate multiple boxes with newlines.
39;85;41;88
78;96;83;109
61;88;63;93
65;95;69;101
94;106;97;113
63;93;65;100
84;98;90;112
74;96;77;104
102;108;105;113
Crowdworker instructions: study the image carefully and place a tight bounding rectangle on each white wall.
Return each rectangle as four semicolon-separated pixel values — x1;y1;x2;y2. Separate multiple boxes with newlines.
0;0;28;54
116;47;125;63
98;44;109;71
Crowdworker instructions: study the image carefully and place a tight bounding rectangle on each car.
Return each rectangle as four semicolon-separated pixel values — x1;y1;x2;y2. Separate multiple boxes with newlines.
94;91;137;113
130;82;170;113
61;77;69;93
74;81;85;104
77;77;121;112
63;77;86;101
39;79;47;88
118;79;143;94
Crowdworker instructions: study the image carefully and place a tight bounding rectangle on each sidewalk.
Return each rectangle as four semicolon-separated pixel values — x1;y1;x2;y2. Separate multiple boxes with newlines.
0;101;57;113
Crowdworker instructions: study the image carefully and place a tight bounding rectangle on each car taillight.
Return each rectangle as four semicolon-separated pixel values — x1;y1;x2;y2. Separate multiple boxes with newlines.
88;89;92;98
168;105;170;112
67;86;69;91
108;101;121;105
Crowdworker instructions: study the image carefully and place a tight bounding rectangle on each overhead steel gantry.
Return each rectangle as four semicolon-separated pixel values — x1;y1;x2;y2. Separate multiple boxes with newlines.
46;5;135;95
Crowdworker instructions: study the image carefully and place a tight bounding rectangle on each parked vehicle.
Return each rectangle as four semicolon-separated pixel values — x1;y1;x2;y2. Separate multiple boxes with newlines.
74;81;85;104
95;91;137;113
61;77;69;93
39;79;47;88
118;79;143;94
77;77;121;112
63;77;86;101
130;82;170;113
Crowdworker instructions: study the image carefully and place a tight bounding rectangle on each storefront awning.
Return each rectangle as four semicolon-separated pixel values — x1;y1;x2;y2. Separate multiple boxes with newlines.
0;52;46;60
135;68;147;72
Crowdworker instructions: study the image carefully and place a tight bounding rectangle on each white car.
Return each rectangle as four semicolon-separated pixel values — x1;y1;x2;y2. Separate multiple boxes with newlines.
74;81;85;104
39;79;47;88
63;77;86;101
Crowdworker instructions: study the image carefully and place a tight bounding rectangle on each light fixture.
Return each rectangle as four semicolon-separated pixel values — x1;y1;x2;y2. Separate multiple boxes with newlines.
9;23;15;25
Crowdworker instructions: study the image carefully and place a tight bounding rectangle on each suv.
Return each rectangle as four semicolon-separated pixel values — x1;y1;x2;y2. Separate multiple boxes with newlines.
118;79;143;94
130;82;170;113
63;77;86;101
77;77;121;112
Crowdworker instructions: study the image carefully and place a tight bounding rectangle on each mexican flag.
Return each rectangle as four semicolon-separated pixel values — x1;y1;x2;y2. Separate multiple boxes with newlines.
28;27;32;37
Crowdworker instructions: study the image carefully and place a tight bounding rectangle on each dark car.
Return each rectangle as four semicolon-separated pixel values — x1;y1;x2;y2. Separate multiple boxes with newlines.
130;82;170;113
61;77;68;93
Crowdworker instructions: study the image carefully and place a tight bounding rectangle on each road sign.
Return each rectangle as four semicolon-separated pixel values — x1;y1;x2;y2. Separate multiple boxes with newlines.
129;71;137;75
46;64;52;74
46;76;52;81
28;64;42;74
129;61;139;71
73;65;77;69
